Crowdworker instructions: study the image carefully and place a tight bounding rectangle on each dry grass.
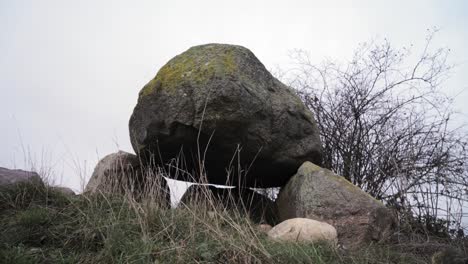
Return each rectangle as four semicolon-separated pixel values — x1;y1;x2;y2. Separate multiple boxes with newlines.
0;163;440;264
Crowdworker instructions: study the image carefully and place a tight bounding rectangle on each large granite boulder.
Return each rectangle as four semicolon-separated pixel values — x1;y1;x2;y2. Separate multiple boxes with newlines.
85;151;170;206
275;162;396;248
179;185;278;225
0;167;43;187
129;44;322;188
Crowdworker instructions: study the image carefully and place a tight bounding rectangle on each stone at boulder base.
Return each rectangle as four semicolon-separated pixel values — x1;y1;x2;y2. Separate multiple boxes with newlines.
268;218;337;245
50;186;76;196
0;167;43;187
179;184;278;225
275;162;396;248
129;43;322;188
86;151;170;206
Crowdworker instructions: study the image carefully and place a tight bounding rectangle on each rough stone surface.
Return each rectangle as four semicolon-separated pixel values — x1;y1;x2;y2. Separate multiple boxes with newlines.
179;184;278;225
85;151;141;194
0;167;43;187
275;162;396;248
268;218;337;245
129;43;322;188
86;151;170;206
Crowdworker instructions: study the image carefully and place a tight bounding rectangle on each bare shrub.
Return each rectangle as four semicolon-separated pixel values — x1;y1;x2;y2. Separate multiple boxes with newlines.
282;29;468;237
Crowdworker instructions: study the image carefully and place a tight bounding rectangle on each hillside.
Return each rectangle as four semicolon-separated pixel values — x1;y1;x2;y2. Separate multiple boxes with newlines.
2;180;465;264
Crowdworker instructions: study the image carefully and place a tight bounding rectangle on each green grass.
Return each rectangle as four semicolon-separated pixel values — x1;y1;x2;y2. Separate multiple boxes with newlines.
0;182;437;263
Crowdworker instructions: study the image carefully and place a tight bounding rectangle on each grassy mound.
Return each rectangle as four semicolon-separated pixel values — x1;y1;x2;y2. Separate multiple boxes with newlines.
0;182;447;263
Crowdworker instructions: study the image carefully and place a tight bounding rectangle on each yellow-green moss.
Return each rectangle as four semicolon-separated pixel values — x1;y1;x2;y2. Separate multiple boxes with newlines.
140;79;159;97
139;45;241;98
222;49;237;74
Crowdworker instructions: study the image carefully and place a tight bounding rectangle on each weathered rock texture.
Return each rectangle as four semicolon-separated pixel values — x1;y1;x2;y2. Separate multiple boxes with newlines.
85;151;141;194
275;162;395;248
268;218;337;245
129;44;322;188
179;184;278;225
86;151;170;206
0;167;43;187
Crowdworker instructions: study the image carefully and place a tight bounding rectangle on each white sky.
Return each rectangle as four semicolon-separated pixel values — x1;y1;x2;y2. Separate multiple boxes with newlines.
1;0;467;196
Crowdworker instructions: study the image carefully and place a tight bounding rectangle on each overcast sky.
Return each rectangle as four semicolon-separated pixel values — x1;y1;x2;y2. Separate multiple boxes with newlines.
1;0;467;195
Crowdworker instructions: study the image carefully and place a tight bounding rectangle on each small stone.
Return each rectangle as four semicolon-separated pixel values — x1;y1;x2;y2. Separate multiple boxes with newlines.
50;186;75;196
268;218;337;245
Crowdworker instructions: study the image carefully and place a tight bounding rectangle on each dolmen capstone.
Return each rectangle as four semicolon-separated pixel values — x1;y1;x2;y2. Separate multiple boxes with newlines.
128;43;322;188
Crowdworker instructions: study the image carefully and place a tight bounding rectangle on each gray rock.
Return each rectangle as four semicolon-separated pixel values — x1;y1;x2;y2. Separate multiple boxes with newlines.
0;167;43;187
268;218;338;245
275;162;396;248
86;151;170;207
179;184;278;225
129;43;322;188
85;151;141;194
50;186;76;196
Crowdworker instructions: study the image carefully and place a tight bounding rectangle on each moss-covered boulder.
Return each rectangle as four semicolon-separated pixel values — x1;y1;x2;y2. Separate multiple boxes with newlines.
129;44;322;187
275;162;396;248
